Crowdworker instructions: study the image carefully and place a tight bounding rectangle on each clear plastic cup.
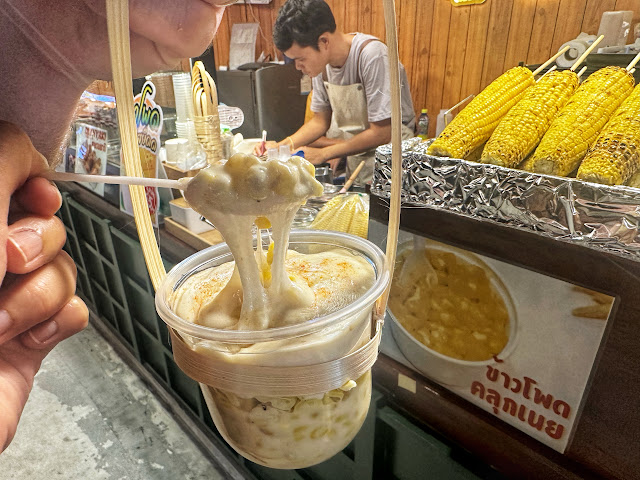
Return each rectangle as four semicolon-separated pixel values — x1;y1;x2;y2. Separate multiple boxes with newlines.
156;230;389;469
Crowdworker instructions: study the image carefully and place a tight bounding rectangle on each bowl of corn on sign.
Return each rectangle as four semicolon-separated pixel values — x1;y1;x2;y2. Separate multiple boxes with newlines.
377;233;614;454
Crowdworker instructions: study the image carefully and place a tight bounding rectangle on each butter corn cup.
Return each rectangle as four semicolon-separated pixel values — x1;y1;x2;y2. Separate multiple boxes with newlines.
156;230;389;469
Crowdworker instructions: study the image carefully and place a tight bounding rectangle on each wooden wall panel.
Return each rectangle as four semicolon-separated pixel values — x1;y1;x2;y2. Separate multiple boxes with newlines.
481;1;514;88
426;0;453;136
459;3;491;106
527;0;562;64
441;6;471;113
582;0;617;34
408;1;435;128
551;0;588;54
209;0;639;137
503;0;536;71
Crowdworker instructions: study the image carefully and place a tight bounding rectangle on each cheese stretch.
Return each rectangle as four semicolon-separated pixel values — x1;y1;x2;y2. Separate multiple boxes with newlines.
168;154;377;468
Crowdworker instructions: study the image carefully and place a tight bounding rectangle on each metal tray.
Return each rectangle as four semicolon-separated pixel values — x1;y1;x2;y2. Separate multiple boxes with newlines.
372;139;640;263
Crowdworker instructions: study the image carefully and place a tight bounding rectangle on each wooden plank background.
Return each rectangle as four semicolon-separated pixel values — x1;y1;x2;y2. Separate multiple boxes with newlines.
211;0;640;136
88;0;640;137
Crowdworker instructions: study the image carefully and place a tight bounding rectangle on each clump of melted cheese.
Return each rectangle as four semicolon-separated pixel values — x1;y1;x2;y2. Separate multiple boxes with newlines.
181;153;373;331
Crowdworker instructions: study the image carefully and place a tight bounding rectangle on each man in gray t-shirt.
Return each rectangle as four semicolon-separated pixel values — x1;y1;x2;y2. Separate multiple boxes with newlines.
270;0;415;185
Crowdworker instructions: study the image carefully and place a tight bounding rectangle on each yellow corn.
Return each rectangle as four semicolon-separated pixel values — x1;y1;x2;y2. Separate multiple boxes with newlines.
529;66;635;177
518;154;536;172
427;67;535;160
311;194;369;238
626;169;640;188
347;196;369;238
482;71;579;168
255;216;271;229
577;84;640;185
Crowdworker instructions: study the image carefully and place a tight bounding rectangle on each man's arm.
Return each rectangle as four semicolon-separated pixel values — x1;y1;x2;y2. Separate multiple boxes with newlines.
301;119;391;164
278;109;332;150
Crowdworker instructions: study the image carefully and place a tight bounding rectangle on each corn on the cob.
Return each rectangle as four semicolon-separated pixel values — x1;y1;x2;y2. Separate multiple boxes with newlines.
577;84;640;185
427;67;535;160
311;194;369;238
518;154;536;172
529;66;634;177
626;169;640;188
481;71;579;168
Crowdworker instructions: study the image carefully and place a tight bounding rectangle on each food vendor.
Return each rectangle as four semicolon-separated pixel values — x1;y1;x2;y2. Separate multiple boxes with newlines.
267;0;416;186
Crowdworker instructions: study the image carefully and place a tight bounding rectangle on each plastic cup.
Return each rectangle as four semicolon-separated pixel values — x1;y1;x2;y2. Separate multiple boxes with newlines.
172;73;195;121
156;230;389;469
164;138;188;165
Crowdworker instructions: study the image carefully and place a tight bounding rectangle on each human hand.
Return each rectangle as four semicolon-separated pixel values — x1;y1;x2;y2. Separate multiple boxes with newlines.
253;141;278;157
328;157;342;172
299;146;327;165
0;122;88;453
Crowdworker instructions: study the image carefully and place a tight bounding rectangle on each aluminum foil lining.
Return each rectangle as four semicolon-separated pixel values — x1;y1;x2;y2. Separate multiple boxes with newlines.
372;139;640;262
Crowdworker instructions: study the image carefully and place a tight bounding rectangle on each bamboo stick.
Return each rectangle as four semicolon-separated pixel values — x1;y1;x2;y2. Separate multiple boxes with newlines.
531;45;570;76
570;34;604;72
536;65;557;82
626;51;640;71
376;0;402;318
577;65;588;79
339;160;366;194
106;0;166;291
444;94;475;117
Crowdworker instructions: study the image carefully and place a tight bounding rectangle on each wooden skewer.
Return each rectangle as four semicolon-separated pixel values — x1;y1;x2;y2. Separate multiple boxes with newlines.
339;160;366;194
536;65;557;82
445;94;475;118
532;45;570;76
570;34;604;72
46;171;189;190
626;51;640;71
577;65;588;79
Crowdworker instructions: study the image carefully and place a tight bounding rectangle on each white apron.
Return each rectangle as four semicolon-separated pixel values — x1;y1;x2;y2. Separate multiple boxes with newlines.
323;40;413;186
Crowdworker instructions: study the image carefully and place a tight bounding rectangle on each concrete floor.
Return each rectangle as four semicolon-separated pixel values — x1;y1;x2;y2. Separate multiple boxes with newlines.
0;322;231;480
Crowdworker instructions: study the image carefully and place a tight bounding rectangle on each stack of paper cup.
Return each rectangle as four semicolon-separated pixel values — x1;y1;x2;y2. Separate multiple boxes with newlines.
172;73;194;122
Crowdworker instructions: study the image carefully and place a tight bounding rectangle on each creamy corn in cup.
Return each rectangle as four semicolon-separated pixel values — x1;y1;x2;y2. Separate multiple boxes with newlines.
156;230;389;469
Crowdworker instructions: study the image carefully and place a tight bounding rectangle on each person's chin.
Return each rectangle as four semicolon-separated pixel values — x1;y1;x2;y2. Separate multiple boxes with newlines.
128;32;214;78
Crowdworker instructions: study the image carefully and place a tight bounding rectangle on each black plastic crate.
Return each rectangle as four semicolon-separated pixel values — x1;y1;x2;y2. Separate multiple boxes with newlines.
166;357;203;416
373;406;482;480
135;324;169;384
123;276;159;338
110;226;154;292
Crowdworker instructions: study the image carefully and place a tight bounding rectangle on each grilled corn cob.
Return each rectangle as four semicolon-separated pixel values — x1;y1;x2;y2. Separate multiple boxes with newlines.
626;169;640;188
427;67;535;160
482;71;579;168
519;154;536;172
577;84;640;185
529;66;634;176
311;194;369;238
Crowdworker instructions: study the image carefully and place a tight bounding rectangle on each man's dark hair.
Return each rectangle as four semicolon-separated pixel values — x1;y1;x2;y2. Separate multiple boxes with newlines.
273;0;337;52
